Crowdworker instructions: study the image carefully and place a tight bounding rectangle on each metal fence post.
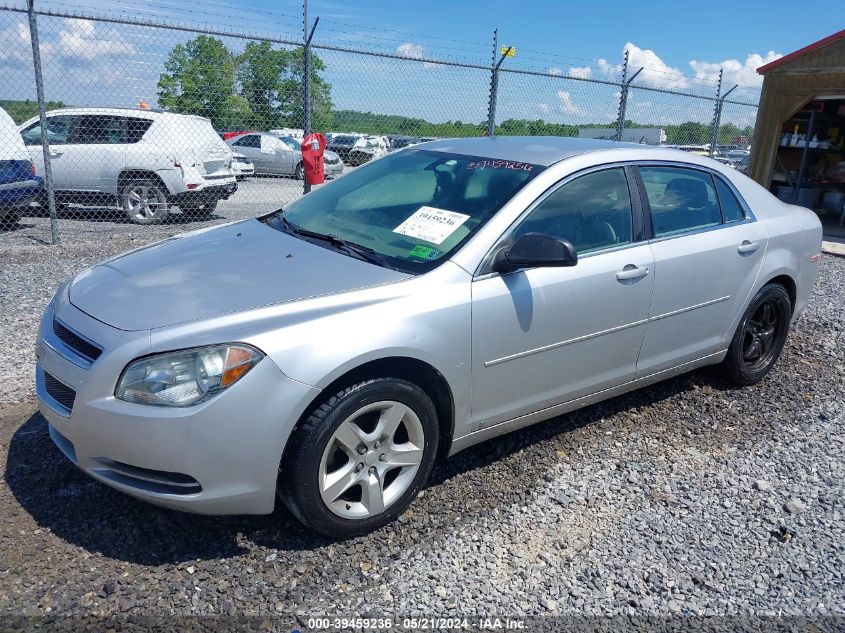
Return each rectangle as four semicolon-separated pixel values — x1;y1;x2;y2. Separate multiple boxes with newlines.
709;69;737;158
302;0;311;194
26;0;59;245
486;29;498;137
614;50;642;142
486;34;514;138
708;69;723;157
614;50;629;142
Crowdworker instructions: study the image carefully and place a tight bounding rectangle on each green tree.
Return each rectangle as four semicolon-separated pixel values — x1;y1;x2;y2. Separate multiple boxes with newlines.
157;36;238;129
665;121;711;145
237;42;333;131
0;99;67;123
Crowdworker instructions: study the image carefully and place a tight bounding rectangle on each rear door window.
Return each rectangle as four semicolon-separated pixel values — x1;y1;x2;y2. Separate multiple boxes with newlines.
121;117;153;143
639;166;721;237
713;176;746;223
68;115;123;144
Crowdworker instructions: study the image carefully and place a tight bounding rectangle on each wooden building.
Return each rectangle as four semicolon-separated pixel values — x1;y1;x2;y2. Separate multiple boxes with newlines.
749;30;845;237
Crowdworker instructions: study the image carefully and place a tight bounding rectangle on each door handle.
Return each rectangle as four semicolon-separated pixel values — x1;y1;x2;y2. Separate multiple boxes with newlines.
616;265;649;281
49;150;63;157
737;240;759;255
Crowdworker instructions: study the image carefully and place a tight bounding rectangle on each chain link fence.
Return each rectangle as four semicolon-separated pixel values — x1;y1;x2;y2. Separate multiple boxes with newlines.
0;1;760;246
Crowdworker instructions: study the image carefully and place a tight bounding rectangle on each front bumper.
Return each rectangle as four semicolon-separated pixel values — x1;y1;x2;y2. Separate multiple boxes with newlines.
324;162;343;179
233;163;254;178
36;292;318;515
0;178;40;206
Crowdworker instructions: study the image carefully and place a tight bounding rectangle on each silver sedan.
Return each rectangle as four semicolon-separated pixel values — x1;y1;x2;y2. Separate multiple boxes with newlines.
225;132;343;179
36;137;822;537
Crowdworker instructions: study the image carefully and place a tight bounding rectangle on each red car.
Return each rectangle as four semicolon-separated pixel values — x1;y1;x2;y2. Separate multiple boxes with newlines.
222;131;256;141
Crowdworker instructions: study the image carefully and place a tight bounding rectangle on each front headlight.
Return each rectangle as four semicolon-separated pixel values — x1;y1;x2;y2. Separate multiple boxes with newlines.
115;344;263;407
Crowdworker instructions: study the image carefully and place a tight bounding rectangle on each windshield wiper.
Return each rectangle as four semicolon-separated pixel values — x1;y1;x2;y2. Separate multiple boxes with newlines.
279;216;390;268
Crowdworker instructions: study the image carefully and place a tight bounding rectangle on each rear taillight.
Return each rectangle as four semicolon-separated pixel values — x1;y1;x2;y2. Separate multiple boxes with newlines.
29;161;36;176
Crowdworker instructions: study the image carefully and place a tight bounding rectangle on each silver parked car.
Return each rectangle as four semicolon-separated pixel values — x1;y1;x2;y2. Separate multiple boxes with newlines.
225;132;343;179
36;137;821;537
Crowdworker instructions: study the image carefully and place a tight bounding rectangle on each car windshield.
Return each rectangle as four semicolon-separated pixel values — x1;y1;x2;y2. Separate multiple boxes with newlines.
332;135;357;146
266;149;544;273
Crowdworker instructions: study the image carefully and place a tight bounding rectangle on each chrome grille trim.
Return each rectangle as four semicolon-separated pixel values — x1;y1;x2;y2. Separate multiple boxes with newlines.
52;317;103;364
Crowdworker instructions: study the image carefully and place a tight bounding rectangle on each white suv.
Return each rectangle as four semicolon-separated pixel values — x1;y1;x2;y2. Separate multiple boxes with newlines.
19;108;237;224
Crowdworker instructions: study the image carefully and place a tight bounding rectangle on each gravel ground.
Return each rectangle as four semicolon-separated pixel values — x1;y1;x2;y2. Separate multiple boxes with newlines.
0;197;843;627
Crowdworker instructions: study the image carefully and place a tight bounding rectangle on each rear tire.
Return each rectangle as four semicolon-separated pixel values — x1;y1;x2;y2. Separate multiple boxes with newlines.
721;283;791;385
295;162;304;181
121;178;169;224
281;378;439;538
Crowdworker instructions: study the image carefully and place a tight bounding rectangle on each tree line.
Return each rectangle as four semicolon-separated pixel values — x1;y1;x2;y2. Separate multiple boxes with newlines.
332;111;753;146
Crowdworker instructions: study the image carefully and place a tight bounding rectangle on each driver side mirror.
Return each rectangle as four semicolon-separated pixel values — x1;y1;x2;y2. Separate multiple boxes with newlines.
493;233;578;273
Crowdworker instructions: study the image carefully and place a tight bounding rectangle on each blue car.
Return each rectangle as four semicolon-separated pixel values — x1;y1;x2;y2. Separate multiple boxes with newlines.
1;107;41;225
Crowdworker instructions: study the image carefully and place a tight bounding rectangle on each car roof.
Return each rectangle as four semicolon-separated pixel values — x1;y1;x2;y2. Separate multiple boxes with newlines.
418;136;666;167
32;107;210;122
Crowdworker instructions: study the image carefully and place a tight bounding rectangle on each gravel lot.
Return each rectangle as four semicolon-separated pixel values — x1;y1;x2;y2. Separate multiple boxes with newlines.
0;188;843;627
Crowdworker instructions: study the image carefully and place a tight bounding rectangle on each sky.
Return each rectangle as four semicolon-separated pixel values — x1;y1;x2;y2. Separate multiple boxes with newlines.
1;0;842;128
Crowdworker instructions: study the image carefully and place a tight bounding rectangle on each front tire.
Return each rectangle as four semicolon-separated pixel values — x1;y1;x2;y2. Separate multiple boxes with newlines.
282;378;439;538
721;283;791;385
121;179;169;224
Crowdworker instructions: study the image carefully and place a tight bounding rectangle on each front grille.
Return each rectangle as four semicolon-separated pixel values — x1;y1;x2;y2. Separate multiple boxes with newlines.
53;318;102;362
44;370;76;413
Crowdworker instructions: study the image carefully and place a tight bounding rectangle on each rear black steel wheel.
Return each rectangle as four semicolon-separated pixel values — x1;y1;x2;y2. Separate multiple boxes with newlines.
721;283;791;385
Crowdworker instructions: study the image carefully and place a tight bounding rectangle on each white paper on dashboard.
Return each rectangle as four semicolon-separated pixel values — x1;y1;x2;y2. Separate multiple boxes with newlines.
393;206;470;245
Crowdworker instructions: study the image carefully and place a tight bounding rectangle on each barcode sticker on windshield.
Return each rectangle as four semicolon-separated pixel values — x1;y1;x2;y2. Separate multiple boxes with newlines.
393;207;470;245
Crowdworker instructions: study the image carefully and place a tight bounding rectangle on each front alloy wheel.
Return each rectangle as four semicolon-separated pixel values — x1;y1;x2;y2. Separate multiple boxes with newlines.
319;401;425;519
282;378;439;537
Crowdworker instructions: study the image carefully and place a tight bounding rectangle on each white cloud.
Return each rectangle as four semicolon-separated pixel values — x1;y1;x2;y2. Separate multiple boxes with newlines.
689;51;782;89
0;18;135;70
538;102;551;114
594;42;780;93
0;22;33;68
396;42;424;59
556;90;580;114
548;67;563;76
56;19;135;61
568;66;592;79
395;42;441;69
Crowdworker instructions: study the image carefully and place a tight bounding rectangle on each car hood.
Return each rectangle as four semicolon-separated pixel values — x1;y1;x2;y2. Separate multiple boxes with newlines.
68;219;409;331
